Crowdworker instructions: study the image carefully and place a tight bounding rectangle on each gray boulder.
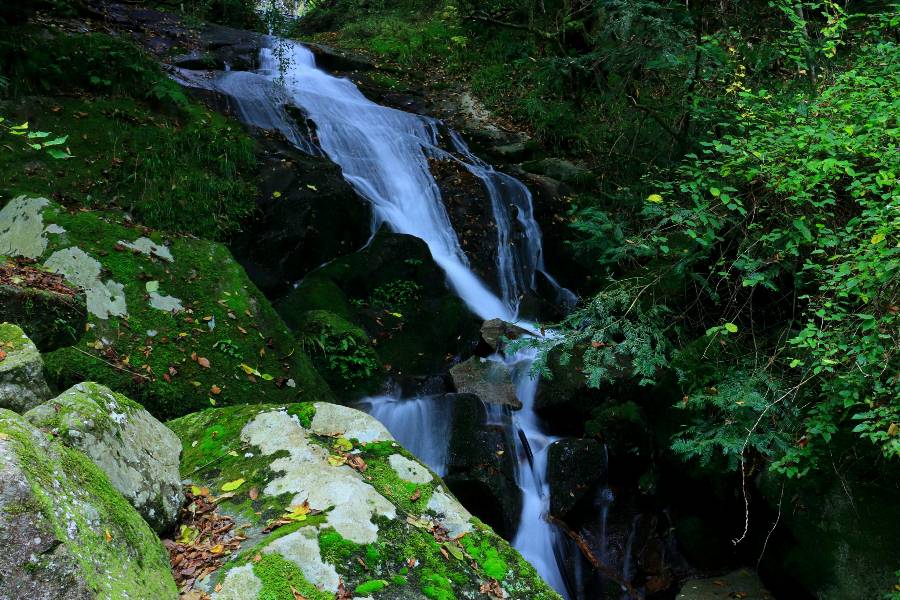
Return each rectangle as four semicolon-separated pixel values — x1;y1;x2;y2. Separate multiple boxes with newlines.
677;569;772;599
450;356;522;409
479;318;532;353
0;322;52;412
25;382;184;533
0;409;177;599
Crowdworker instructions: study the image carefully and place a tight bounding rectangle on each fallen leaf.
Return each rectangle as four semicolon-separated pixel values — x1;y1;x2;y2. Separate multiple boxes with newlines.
211;385;222;395
410;489;421;502
249;487;259;500
197;357;211;369
221;478;245;492
290;586;308;600
104;528;112;542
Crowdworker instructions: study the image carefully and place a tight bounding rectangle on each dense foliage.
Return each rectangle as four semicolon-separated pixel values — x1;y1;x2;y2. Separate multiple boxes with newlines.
301;0;899;484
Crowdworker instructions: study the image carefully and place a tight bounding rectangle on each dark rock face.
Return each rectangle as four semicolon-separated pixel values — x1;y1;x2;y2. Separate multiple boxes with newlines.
0;283;86;352
547;438;606;521
477;318;532;355
756;468;900;599
450;356;522;410
444;394;521;539
428;157;501;288
276;229;481;386
230;136;372;297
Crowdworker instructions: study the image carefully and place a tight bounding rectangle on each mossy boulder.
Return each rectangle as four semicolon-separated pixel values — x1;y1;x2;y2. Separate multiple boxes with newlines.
757;468;900;599
0;260;87;352
166;402;561;599
676;569;772;599
24;382;184;533
0;409;177;599
296;310;383;397
0;322;52;412
0;195;333;420
277;229;480;386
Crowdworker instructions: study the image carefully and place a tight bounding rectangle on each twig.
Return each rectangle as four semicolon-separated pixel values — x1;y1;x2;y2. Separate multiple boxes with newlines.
756;480;784;568
71;346;151;380
547;515;644;599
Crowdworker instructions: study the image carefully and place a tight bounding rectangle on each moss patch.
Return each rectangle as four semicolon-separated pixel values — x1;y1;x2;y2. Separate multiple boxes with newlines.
9;200;336;420
252;553;333;600
0;409;176;599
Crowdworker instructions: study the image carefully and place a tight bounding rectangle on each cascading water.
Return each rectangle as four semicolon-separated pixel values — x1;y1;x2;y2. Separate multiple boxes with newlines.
356;395;454;477
175;35;573;598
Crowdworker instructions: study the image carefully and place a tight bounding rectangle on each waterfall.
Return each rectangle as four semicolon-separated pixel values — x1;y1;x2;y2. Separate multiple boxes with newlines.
174;36;573;598
356;395;454;477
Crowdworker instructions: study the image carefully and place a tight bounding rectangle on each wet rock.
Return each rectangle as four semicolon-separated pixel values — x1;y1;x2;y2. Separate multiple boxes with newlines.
521;158;594;187
450;356;521;409
168;402;560;599
0;323;52;413
479;318;532;353
444;393;521;538
0;409;177;599
677;569;772;599
0;266;87;352
547;438;606;521
305;42;375;73
230;137;371;297
24;382;184;533
757;468;900;599
277;229;480;382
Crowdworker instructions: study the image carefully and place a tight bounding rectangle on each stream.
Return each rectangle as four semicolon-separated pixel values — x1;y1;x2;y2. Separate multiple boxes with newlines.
177;36;576;598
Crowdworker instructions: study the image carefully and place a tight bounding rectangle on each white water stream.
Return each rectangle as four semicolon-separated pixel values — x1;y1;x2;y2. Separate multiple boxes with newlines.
176;37;573;597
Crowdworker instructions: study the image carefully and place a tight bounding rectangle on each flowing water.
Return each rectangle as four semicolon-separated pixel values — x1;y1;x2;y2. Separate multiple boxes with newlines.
175;36;573;597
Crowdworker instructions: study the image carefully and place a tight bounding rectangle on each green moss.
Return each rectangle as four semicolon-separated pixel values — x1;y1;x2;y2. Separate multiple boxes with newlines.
355;579;389;594
420;568;456;600
287;402;317;428
0;28;257;239
298;309;382;396
318;527;362;564
0;410;176;599
391;574;408;585
359;452;434;515
460;534;508;580
31;202;333;420
253;553;333;600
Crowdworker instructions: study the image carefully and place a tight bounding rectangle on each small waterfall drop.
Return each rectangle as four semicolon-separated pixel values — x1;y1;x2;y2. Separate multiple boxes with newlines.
356;395;454;477
175;36;574;598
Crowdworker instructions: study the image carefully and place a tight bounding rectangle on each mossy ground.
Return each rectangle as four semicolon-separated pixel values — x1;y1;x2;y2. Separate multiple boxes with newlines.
0;409;176;599
26;201;333;419
0;28;257;239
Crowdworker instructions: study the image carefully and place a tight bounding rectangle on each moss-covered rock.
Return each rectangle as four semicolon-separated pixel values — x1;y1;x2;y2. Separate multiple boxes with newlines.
0;261;87;352
449;356;521;409
166;403;561;599
0;409;177;599
0;322;52;412
276;229;480;386
546;438;605;521
0;195;333;419
24;382;184;532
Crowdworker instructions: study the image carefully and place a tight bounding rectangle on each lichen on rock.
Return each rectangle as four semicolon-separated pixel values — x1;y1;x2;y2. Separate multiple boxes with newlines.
0;409;177;599
0;322;52;413
24;381;184;532
167;402;562;600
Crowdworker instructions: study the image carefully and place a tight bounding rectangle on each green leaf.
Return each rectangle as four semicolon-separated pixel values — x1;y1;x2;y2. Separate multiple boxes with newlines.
221;478;245;492
145;280;160;293
43;135;68;147
46;149;72;160
724;323;739;333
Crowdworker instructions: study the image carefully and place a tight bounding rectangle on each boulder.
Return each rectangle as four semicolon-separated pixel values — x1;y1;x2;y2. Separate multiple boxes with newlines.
0;195;333;420
520;158;594;187
0;409;177;599
277;229;481;381
0;322;52;413
229;139;372;298
24;382;184;533
0;260;87;352
444;393;521;538
166;402;561;599
479;318;532;353
547;438;606;521
677;569;772;599
757;468;900;599
450;356;522;409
